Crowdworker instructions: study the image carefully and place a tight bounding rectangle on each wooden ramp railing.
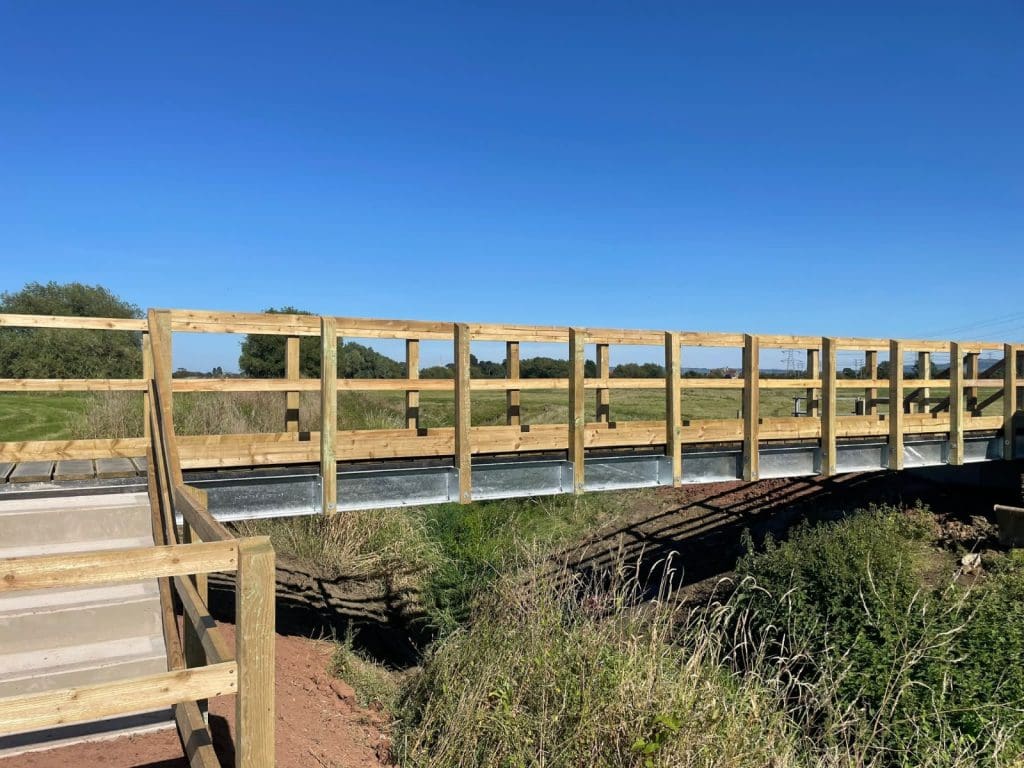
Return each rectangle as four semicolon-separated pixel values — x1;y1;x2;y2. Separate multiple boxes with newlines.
0;310;276;767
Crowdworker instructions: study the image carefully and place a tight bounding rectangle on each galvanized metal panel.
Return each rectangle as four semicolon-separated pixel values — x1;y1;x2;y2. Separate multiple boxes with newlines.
339;465;454;511
681;449;742;484
962;436;1003;463
836;442;887;473
758;446;819;479
191;471;320;521
473;459;571;500
903;440;947;468
583;455;671;491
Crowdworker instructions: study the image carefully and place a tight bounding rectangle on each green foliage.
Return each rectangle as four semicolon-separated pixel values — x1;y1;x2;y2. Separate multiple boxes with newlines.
0;282;142;377
736;506;1024;762
395;568;808;768
237;306;403;378
612;362;665;378
415;493;628;633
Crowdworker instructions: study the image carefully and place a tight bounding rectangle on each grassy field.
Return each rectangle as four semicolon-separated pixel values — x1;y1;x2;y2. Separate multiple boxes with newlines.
1;384;998;442
0;393;91;440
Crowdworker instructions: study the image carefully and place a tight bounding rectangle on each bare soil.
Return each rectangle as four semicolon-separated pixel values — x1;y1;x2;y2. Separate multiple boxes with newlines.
2;626;391;768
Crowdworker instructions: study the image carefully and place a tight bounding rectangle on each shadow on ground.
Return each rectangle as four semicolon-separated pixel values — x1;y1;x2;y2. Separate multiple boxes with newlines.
209;460;1023;668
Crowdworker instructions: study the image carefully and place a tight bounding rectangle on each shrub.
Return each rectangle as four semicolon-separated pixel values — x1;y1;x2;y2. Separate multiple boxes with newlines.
735;505;1024;763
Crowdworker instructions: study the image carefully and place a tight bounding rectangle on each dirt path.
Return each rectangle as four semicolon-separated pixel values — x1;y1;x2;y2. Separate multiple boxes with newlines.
2;626;391;768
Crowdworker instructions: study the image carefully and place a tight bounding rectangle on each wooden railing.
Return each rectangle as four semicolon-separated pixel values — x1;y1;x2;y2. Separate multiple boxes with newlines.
0;309;275;767
0;309;1021;513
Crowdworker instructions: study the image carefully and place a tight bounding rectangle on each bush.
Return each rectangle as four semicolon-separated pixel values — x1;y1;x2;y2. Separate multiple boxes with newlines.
735;505;1024;763
0;282;142;378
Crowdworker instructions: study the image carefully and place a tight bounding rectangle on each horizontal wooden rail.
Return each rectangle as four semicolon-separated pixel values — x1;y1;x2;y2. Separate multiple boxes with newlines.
0;313;147;331
0;541;239;592
0;378;147;392
0;663;237;737
0;437;146;461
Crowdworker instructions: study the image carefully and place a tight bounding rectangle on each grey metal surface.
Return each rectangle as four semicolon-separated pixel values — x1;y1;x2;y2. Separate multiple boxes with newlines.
836;442;888;473
190;470;320;522
903;439;947;468
338;465;454;511
680;449;742;484
758;445;819;479
962;436;1003;463
474;459;572;500
583;455;671;491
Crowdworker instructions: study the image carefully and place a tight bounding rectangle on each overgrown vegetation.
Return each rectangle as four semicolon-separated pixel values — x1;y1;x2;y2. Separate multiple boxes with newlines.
736;506;1024;762
394;506;1024;767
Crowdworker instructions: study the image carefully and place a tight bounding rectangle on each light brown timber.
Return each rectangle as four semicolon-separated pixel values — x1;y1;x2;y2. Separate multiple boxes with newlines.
506;341;521;426
286;335;300;432
821;338;838;475
569;328;586;493
805;347;820;417
742;334;759;481
1005;344;1017;461
888;340;904;470
320;316;338;515
665;332;682;485
950;342;964;465
405;339;420;429
235;537;275;768
454;323;472;503
596;343;610;422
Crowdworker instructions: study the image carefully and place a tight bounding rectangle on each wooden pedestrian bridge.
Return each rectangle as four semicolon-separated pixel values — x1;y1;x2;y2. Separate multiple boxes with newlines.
0;307;1021;765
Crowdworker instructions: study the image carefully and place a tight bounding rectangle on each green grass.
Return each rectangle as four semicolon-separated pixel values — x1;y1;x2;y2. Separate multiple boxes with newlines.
393;507;1024;768
1;385;1004;443
0;393;90;440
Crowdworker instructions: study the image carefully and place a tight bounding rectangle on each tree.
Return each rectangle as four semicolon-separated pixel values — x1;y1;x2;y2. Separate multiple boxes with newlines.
0;282;142;377
238;307;405;378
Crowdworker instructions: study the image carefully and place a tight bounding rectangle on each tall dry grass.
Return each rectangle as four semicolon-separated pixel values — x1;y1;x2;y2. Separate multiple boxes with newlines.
70;389;411;440
394;553;1020;768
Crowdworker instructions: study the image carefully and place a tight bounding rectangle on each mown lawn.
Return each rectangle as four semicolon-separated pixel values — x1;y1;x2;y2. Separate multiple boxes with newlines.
0;393;89;441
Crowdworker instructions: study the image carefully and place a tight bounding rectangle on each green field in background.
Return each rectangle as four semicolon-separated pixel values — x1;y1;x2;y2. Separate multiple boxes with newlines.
0;383;995;442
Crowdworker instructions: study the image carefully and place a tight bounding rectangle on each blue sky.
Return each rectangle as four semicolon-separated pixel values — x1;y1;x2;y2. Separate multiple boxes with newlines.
1;1;1021;370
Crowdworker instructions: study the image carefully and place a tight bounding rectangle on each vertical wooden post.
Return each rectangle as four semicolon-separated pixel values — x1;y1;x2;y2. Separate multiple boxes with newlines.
950;342;964;466
805;347;820;417
506;341;520;426
405;339;420;429
917;351;931;413
142;331;153;439
320;317;337;515
965;351;980;415
742;334;759;482
235;537;275;768
888;340;904;471
569;328;586;494
1004;344;1017;461
822;337;838;476
595;343;610;422
864;350;878;415
285;336;300;433
665;332;681;486
454;324;472;504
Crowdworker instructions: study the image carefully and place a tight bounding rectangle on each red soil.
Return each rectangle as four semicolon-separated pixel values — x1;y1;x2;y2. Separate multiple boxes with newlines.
2;626;391;768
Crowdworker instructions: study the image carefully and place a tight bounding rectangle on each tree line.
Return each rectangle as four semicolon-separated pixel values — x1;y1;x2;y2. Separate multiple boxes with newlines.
0;284;968;381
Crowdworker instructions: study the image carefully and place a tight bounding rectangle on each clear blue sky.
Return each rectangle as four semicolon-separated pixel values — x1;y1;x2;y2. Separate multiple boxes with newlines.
1;2;1021;370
